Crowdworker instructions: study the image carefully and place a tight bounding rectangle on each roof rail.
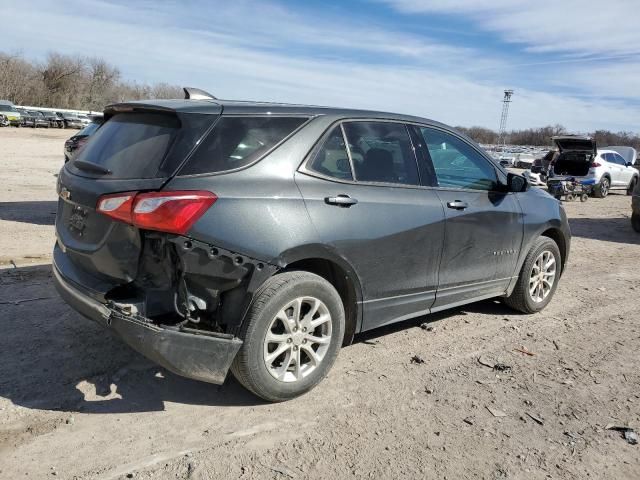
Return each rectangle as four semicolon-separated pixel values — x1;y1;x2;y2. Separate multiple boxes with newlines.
183;87;217;100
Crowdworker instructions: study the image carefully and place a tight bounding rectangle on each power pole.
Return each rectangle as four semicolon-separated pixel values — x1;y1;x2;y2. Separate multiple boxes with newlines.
498;89;514;149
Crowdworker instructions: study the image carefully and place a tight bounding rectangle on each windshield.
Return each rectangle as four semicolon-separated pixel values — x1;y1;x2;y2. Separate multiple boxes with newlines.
0;104;17;112
72;112;180;179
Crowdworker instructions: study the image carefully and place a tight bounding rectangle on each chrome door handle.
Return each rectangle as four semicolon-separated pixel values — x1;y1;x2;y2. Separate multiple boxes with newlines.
447;200;468;210
325;195;358;207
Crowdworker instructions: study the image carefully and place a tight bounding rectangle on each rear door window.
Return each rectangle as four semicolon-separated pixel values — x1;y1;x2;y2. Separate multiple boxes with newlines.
180;116;308;175
419;127;497;191
611;153;626;165
342;121;419;185
307;127;353;180
72;112;180;179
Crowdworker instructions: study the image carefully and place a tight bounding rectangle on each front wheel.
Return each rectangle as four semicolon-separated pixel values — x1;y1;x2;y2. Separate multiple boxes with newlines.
594;177;610;198
504;236;561;314
627;176;638;196
231;271;345;402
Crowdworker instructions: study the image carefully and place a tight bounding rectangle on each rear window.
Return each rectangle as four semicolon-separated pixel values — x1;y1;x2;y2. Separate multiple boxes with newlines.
179;116;307;175
72;112;180;179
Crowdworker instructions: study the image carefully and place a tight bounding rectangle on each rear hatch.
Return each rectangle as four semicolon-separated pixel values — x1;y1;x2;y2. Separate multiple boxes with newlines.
55;103;220;295
551;136;596;177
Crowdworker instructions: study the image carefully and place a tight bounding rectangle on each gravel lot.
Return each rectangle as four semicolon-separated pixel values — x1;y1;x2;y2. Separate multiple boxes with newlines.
1;127;638;479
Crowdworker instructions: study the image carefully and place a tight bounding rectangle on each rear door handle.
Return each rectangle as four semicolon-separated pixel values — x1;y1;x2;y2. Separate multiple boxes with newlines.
325;195;358;207
447;200;468;210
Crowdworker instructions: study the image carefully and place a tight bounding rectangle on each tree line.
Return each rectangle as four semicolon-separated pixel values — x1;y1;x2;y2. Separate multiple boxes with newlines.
455;124;640;150
0;50;182;111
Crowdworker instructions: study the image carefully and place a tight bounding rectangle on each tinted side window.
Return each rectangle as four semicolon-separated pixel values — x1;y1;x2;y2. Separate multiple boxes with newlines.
343;122;419;185
420;127;497;191
308;127;353;180
181;116;307;175
611;153;626;165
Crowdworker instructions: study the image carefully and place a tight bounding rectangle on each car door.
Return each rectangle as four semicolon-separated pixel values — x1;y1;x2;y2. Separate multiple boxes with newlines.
411;125;524;310
296;121;445;331
611;153;634;186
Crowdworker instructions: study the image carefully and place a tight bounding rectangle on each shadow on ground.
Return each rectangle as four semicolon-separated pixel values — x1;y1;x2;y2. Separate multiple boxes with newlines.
0;201;58;226
569;216;640;245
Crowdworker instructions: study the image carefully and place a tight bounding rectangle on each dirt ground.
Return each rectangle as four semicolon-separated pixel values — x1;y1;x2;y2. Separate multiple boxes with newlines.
0;127;638;480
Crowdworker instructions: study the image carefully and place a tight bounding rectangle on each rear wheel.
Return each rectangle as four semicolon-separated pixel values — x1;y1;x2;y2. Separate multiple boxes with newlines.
627;176;638;196
594;176;610;198
504;236;561;314
231;271;345;402
632;213;640;233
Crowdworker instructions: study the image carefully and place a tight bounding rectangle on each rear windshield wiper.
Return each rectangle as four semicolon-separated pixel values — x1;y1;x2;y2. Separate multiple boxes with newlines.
73;160;112;175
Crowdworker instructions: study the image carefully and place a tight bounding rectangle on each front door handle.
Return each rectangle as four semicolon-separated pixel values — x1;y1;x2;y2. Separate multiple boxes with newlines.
447;200;468;210
325;194;358;207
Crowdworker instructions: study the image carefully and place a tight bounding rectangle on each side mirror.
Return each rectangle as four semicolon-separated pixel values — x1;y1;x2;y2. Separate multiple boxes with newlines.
626;162;633;167
507;172;528;192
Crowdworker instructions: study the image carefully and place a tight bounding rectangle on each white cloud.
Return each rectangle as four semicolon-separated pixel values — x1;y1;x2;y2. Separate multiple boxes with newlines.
378;0;640;56
0;0;638;132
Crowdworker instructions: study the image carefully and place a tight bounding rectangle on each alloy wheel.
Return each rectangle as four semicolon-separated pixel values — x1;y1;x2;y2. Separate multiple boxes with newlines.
529;250;556;303
601;178;609;197
263;296;332;383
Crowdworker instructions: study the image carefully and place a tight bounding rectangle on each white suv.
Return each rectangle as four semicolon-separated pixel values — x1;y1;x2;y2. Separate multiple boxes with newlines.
550;136;638;198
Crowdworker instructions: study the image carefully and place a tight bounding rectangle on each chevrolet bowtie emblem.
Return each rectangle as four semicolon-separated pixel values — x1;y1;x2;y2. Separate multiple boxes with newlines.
60;187;71;200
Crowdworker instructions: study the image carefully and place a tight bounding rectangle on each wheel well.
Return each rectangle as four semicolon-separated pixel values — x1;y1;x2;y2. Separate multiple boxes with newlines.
541;228;567;274
283;258;359;346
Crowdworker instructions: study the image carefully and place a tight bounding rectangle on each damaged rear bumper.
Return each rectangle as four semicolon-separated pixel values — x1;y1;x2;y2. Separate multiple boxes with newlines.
52;262;243;385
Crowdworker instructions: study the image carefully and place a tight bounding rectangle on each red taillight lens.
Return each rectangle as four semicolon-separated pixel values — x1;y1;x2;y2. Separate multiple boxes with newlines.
591;162;601;168
132;191;217;234
96;192;136;224
96;190;217;235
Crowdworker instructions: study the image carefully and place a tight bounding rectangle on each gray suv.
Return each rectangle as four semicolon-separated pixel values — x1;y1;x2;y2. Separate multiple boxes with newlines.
53;90;571;401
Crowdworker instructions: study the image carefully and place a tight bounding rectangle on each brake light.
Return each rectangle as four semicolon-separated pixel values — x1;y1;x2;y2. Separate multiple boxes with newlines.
591;162;601;168
97;192;135;223
96;190;217;235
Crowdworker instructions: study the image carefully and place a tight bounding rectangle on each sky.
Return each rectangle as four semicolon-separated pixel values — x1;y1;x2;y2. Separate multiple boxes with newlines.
1;0;639;132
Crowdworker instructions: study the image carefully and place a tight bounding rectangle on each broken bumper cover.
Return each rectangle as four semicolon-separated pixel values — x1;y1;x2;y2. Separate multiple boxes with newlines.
52;263;243;385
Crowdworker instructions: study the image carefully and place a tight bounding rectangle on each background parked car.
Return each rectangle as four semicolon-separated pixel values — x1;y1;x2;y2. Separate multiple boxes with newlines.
0;101;21;126
64;117;104;162
59;112;84;129
550;136;638;198
16;108;36;127
40;111;63;128
31;111;50;128
77;113;91;127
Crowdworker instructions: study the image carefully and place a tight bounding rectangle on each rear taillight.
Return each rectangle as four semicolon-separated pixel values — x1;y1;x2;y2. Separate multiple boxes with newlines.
591;162;601;168
96;190;217;235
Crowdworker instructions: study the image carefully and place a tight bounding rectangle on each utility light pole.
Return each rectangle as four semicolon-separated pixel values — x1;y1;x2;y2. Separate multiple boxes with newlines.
498;89;514;149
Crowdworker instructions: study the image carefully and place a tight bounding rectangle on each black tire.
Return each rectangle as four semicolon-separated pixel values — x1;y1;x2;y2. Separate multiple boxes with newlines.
231;271;345;402
580;193;588;202
594;176;610;198
504;236;562;314
627;176;638;196
632;213;640;233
